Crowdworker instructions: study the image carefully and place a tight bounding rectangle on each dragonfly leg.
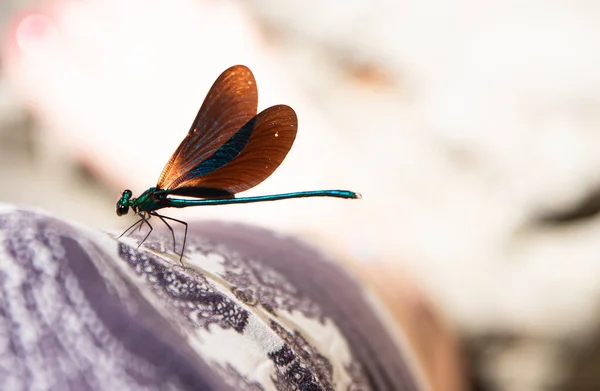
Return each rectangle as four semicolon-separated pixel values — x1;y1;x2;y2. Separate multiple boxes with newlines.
150;212;188;265
136;212;153;248
155;214;176;252
119;217;145;239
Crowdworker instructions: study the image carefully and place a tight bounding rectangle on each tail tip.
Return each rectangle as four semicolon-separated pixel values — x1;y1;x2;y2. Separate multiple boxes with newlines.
353;192;362;199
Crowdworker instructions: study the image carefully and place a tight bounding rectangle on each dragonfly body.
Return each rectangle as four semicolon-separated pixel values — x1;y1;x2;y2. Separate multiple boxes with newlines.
118;188;358;215
116;65;360;262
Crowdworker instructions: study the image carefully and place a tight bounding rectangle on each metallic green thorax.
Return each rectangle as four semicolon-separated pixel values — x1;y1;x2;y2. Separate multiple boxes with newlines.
129;187;164;212
116;187;167;216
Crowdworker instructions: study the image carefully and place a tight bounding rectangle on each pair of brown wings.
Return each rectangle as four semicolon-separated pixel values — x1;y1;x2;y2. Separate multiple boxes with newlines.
156;65;297;195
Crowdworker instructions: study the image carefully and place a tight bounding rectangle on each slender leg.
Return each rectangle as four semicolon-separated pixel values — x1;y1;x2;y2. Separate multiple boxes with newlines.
150;212;188;265
119;218;144;239
136;213;153;248
156;215;176;252
117;212;154;251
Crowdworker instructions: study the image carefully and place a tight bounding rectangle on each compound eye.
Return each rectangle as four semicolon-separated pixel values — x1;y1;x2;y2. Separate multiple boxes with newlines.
116;202;129;216
123;190;132;198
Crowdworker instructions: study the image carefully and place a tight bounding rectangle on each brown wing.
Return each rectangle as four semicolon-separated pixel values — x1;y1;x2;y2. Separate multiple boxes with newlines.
157;65;258;189
172;105;297;194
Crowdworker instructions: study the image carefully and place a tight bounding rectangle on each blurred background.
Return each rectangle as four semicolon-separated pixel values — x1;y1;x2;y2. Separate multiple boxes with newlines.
2;0;600;389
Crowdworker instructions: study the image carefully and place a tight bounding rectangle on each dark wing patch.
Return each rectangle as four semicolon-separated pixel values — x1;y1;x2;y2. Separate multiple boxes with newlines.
172;105;297;194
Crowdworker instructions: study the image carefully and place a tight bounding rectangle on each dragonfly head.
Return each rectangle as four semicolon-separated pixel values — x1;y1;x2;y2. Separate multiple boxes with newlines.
116;189;133;216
